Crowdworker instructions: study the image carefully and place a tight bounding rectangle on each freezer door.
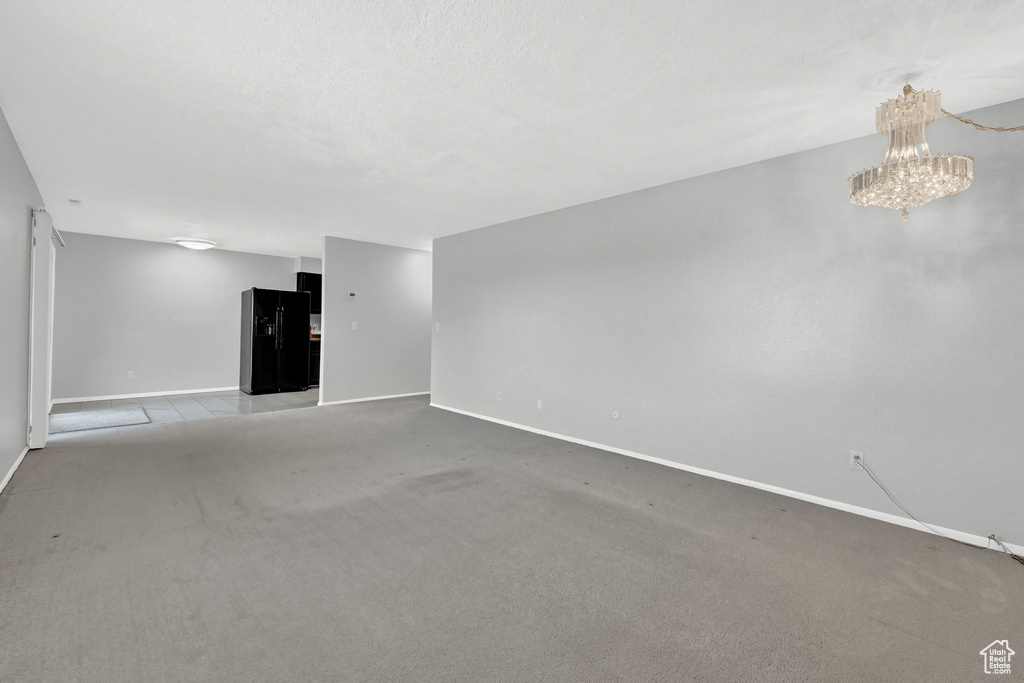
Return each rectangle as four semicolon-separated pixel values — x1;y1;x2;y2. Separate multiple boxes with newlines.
277;290;311;392
247;288;280;394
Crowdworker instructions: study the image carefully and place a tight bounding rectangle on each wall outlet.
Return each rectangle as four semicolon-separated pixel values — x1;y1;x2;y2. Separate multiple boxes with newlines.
128;370;134;380
435;322;440;331
497;391;502;401
850;451;865;470
351;322;357;330
537;398;543;410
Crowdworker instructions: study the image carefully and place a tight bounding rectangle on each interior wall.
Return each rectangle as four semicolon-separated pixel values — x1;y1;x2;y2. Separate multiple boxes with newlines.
432;97;1024;546
320;237;431;404
294;256;322;274
0;105;44;483
52;233;295;400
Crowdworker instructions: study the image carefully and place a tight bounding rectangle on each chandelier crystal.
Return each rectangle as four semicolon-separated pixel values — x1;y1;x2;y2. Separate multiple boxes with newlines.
848;86;973;220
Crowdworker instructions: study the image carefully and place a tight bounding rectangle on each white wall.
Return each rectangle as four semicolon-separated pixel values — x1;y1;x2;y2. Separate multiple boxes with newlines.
320;237;431;404
294;256;322;274
0;104;44;485
53;233;295;400
432;97;1024;546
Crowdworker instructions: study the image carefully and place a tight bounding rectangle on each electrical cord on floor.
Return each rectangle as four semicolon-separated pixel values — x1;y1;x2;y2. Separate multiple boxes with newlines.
858;459;1024;567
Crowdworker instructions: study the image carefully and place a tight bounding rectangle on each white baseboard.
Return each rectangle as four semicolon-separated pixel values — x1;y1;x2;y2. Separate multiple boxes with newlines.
1;447;29;496
431;403;1024;556
52;386;240;404
320;391;430;407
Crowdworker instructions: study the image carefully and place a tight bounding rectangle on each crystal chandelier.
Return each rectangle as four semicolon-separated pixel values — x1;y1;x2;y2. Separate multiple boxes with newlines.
849;85;973;220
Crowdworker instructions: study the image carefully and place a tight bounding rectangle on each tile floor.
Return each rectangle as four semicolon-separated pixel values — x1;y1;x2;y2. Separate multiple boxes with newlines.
50;388;321;427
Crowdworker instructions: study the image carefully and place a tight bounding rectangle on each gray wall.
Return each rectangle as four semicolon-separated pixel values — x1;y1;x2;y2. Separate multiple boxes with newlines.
0;105;43;481
432;97;1024;546
321;237;431;404
53;233;295;400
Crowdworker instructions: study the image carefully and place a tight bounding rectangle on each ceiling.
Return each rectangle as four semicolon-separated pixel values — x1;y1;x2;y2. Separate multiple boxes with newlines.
1;0;1024;257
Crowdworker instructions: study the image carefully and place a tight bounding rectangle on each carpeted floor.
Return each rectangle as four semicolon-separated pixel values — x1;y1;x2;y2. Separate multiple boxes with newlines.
0;396;1020;682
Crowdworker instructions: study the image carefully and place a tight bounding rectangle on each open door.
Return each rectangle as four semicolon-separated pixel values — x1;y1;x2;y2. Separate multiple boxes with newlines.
27;208;56;450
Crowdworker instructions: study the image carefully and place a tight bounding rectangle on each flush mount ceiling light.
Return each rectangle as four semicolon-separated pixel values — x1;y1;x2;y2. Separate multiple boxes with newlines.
173;237;217;250
849;84;1023;220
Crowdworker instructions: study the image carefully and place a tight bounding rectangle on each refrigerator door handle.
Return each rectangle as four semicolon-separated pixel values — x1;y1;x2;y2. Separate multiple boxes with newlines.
275;307;283;350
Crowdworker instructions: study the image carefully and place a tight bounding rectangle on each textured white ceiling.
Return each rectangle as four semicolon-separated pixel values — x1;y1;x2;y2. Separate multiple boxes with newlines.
2;0;1024;256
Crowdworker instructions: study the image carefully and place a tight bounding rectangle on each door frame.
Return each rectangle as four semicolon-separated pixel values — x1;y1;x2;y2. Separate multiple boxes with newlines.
27;208;56;450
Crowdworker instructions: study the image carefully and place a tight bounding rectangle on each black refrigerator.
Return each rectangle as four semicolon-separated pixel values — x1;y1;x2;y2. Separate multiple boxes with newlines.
240;288;311;395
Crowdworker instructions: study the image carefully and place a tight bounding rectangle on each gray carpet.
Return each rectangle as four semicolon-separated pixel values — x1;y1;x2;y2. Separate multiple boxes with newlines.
1;396;1021;682
49;407;150;433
